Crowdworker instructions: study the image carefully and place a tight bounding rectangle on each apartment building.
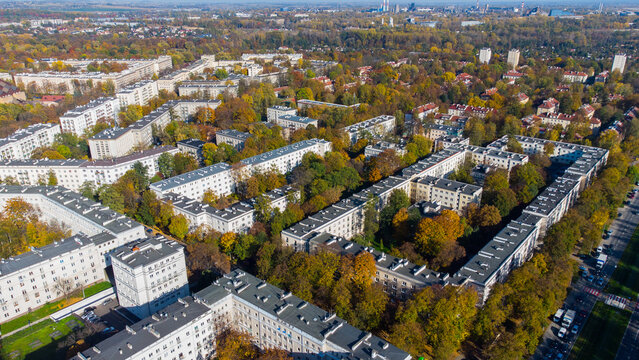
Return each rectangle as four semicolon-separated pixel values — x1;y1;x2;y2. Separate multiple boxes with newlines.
612;54;627;74
364;141;407;158
176;139;205;163
273;114;319;130
177;81;239;98
150;163;234;200
17;56;172;93
111;237;189;319
539;112;601;131
426;124;463;141
507;49;520;70
89;100;219;159
59;97;120;136
157;56;216;92
448;104;494;119
537;98;560;115
479;48;492;64
0;234;105;322
563;71;588;83
216;129;252;150
241;53;303;62
296;99;360;111
239;138;332;175
166;186;298;233
75;297;217;360
343;115;396;144
0;147;178;191
266;105;297;122
77;270;409;360
413;102;438;120
0;123;61;160
0;185;146;321
410;176;482;210
116;80;159;108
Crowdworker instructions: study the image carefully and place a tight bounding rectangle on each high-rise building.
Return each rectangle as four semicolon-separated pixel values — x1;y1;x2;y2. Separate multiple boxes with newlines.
479;48;492;64
507;49;520;70
612;54;627;74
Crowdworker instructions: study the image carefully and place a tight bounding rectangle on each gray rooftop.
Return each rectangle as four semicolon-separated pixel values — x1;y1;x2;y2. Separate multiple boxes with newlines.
196;270;411;360
111;236;183;269
216;129;252;141
0;123;59;148
77;296;210;360
60;97;117;118
240;139;329;167
413;175;482;196
0;234;94;276
276;114;318;125
150;162;231;192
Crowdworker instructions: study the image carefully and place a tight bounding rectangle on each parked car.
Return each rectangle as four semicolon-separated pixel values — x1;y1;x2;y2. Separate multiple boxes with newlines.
587;275;595;282
571;325;579;335
102;299;111;306
558;327;567;339
597;277;605;286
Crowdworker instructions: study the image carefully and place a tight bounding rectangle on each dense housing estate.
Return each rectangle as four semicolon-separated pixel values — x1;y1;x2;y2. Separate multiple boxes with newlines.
0;123;61;160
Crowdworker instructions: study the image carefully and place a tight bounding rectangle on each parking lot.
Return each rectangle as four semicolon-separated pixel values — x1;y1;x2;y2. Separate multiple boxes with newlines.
79;297;137;339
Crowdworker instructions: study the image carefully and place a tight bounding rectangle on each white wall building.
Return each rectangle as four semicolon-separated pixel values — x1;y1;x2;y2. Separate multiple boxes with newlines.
612;54;627;74
215;129;252;150
59;97;120;136
266;105;297;122
479;48;492;64
116;80;159;109
0;123;61;160
111;237;189;319
507;49;520;70
343;115;396;144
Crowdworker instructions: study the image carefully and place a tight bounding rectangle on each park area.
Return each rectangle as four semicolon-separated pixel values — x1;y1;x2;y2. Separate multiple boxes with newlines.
0;316;83;360
569;301;631;360
606;225;639;300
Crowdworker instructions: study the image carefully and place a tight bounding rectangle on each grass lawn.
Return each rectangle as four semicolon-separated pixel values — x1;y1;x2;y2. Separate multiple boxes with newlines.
569;301;631;360
0;316;82;360
0;281;111;335
606;225;639;299
83;281;112;298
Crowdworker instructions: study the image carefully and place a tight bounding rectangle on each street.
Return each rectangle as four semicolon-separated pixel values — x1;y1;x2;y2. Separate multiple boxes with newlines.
533;186;639;360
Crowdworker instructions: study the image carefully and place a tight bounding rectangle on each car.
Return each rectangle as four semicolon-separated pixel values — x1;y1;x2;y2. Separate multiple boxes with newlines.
84;306;95;313
558;327;567;339
102;299;111;306
571;325;579;335
587;275;595;282
579;265;587;271
597;277;605;286
101;326;116;333
556;353;565;360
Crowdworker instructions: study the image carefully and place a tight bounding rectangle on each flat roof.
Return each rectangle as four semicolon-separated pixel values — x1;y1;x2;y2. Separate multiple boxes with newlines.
240;139;329;167
0;123;59;148
150;163;232;192
216;129;252;141
112;236;183;268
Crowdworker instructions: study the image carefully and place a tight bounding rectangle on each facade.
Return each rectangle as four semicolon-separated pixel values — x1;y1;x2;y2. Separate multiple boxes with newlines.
0;123;61;160
116;80;159;109
166;185;298;233
17;56;172;93
176;139;205;163
274;114;319;130
177;81;239;98
448;104;494;119
413;103;438;120
241;53;303;62
267;105;297;122
157;56;217;92
410;176;482;210
537;97;560;115
239;138;332;175
539;112;601;131
507;49;520;70
563;71;588;83
216;129;252;150
296;99;359;111
343;115;396;144
612;54;627;74
111;237;189;319
364;141;406;158
426;124;463;141
0;80;26;104
89;100;219;159
59;97;120;136
0;147;178;191
479;48;492;64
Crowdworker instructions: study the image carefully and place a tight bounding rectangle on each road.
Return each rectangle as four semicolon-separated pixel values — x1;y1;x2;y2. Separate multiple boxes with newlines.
533;187;639;360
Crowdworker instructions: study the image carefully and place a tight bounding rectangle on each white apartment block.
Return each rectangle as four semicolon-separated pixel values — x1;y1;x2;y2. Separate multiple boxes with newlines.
364;141;407;158
75;296;217;360
89;100;219;159
0;123;61;160
177;82;239;98
16;56;172;94
215;129;252;150
150;163;234;200
411;176;482;210
267;105;297;122
563;71;588;83
77;270;409;360
0;234;105;322
239;138;332;175
612;54;627;74
112;237;189;319
343;115;396;144
0;146;178;191
479;48;492;64
448;104;494;119
241;53;303;62
59;97;120;136
0;185;146;321
116;80;159;109
274;114;319;130
166;185;298;233
507;49;520;70
157;56;216;92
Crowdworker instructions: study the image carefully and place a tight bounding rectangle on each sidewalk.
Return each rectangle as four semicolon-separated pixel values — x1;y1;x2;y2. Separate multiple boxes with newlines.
0;316;49;339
